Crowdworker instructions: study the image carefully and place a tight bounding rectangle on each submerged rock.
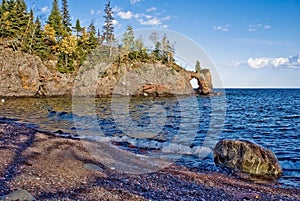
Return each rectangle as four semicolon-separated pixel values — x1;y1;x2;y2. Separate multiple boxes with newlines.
213;140;282;176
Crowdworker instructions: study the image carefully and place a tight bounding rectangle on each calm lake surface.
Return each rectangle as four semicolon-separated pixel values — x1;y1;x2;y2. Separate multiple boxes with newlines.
0;89;299;188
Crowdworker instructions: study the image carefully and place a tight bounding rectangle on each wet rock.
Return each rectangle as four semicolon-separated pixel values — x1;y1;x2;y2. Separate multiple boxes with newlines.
135;84;171;97
235;192;260;200
84;163;104;172
0;189;36;201
214;140;282;176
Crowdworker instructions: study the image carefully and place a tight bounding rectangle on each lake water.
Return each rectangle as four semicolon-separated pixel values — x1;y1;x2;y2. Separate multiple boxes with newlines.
0;89;299;188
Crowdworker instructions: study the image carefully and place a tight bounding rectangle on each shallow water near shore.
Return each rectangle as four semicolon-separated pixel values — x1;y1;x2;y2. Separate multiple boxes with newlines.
0;89;299;188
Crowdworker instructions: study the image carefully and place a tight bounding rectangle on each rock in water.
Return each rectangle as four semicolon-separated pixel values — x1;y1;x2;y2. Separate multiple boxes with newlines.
213;140;282;176
0;189;36;201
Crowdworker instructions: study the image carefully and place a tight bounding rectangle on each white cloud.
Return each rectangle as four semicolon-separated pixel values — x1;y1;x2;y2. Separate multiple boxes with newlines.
138;18;161;26
244;52;300;69
130;0;143;4
112;19;119;25
213;25;230;32
118;11;133;19
247;57;288;68
90;9;94;15
41;6;50;13
134;13;170;27
248;23;271;32
97;10;101;15
147;7;157;12
112;6;122;13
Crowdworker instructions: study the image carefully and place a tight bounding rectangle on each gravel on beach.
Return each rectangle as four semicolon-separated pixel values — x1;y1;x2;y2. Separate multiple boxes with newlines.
0;121;299;201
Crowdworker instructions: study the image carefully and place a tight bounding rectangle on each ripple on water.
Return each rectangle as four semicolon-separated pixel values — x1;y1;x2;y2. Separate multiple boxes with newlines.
0;89;299;188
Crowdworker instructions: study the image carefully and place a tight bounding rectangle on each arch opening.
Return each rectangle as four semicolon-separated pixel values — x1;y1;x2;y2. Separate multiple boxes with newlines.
190;78;199;89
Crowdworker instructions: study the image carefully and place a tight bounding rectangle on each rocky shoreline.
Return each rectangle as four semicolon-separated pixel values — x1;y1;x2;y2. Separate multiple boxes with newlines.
0;120;299;201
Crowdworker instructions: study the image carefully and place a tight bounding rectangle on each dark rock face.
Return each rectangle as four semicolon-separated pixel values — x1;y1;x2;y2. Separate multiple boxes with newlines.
214;140;282;176
0;49;213;97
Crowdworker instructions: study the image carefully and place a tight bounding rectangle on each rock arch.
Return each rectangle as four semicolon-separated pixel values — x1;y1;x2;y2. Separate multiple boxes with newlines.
189;69;213;95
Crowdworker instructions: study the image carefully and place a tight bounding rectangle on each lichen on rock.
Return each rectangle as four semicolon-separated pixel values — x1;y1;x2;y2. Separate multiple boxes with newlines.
213;139;282;176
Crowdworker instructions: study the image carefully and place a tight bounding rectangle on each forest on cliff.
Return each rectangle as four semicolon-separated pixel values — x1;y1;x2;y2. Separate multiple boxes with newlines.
0;0;184;74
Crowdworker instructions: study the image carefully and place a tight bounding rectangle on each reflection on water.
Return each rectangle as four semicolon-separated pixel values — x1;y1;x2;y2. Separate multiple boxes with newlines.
0;89;299;187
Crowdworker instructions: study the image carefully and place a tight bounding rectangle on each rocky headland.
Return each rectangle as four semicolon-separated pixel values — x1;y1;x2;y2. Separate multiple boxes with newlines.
0;48;213;97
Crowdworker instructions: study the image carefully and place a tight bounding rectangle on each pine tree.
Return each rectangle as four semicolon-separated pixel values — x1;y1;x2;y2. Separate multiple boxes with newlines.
161;34;173;63
122;25;134;52
32;17;51;60
195;60;201;72
102;0;115;45
48;0;64;38
74;19;83;38
87;21;97;50
0;0;11;37
1;0;25;38
21;8;35;52
149;32;162;61
61;0;71;34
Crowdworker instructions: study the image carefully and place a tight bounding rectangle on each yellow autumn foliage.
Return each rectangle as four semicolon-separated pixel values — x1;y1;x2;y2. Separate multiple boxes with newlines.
59;35;77;55
44;24;56;43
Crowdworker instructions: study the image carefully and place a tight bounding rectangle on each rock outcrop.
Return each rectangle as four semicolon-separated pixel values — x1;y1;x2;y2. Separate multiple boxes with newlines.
214;140;282;176
0;49;213;97
0;49;74;97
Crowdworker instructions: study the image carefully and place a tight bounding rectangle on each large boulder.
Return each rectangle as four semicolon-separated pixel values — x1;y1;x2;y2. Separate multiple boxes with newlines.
214;140;282;176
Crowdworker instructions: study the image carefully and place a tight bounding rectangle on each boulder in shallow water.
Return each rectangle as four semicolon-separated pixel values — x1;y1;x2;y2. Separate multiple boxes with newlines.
213;140;282;176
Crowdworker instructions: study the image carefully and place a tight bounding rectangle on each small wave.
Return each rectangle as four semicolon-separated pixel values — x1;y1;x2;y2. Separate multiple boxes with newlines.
280;160;300;171
47;108;74;120
282;115;300;119
91;135;212;158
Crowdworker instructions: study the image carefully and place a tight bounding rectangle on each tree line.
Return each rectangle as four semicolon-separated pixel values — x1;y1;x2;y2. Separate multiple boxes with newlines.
0;0;201;74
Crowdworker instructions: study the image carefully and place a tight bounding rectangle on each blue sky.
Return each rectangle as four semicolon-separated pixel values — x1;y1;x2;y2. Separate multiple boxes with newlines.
26;0;300;88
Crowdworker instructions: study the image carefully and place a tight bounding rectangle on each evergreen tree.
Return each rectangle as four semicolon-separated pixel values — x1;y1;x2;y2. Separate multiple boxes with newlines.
195;60;201;72
21;8;35;51
74;19;84;38
0;0;11;37
1;0;28;38
61;0;71;34
32;17;51;59
87;21;97;50
122;25;134;52
161;34;173;63
102;0;115;45
149;32;162;61
48;0;64;38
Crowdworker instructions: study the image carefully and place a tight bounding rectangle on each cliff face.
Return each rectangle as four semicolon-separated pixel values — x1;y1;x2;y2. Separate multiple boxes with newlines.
0;49;74;97
0;49;213;97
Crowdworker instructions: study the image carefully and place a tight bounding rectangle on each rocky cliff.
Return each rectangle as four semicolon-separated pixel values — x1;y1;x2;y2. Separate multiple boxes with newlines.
0;49;213;97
